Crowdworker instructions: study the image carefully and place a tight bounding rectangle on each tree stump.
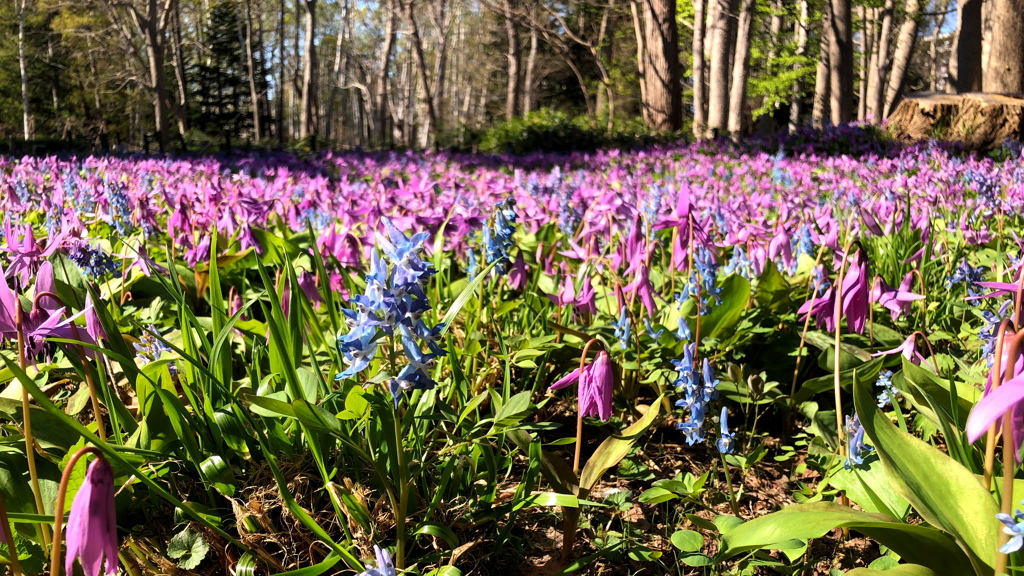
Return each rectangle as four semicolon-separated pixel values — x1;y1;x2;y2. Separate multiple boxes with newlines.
885;92;1024;151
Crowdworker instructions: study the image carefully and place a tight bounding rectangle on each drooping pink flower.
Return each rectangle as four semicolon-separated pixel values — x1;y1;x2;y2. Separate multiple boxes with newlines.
549;351;614;420
64;457;119;576
871;272;924;321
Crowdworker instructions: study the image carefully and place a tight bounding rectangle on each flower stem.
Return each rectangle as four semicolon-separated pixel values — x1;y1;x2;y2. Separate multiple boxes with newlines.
0;496;22;576
51;446;105;576
719;452;741;517
394;403;409;570
573;339;600;475
16;303;50;552
984;321;1014;491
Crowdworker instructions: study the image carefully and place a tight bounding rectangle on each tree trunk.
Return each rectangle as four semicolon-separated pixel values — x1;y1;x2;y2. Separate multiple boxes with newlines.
691;0;707;138
299;0;317;140
788;0;808;130
375;0;398;145
17;0;31;141
867;0;893;120
857;5;869;120
170;5;188;139
524;25;538;113
277;0;287;143
641;0;682;131
812;2;831;128
882;0;921;118
706;0;735;136
404;0;437;148
503;0;520;120
949;0;982;93
984;0;1024;93
929;2;946;91
630;0;648;124
828;0;853;124
727;0;754;135
244;0;264;140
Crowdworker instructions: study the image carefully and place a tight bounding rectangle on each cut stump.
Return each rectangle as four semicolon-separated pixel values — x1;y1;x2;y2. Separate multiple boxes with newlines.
885;92;1024;151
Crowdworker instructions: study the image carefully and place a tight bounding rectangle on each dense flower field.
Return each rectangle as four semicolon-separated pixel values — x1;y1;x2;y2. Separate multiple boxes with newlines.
1;132;1024;575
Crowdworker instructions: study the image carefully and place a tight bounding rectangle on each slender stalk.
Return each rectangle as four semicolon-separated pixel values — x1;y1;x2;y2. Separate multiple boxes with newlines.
832;246;855;462
996;331;1024;574
15;303;50;551
51;446;105;576
573;338;601;475
0;496;22;576
35;291;107;442
789;244;828;411
719;452;741;517
910;268;927;333
984;320;1015;491
394;403;409;570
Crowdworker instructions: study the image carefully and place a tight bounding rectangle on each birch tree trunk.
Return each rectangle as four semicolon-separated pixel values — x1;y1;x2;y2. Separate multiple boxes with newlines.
642;0;682;130
948;0;982;93
788;0;808;130
630;0;648;124
404;0;437;148
299;0;317;140
374;0;398;146
828;0;853;124
244;0;263;140
503;0;521;120
812;2;831;128
277;0;287;143
929;2;946;91
17;0;32;141
882;0;921;118
984;0;1024;93
706;0;736;136
692;0;707;139
866;0;892;120
727;0;754;135
524;25;538;113
857;5;870;120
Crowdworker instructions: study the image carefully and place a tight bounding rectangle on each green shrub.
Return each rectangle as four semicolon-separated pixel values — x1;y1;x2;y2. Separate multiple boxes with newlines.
478;109;682;154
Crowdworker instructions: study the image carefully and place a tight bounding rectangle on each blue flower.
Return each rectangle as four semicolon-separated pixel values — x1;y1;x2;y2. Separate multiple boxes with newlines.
338;218;446;406
997;506;1024;554
613;308;631;350
875;370;900;407
357;545;397;576
844;415;874;470
717;407;735;454
643;318;664;340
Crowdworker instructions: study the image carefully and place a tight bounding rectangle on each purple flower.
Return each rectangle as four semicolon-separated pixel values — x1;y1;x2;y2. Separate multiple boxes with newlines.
872;273;923;321
549;350;614;420
65;457;119;576
967;372;1024;462
358;545;396;576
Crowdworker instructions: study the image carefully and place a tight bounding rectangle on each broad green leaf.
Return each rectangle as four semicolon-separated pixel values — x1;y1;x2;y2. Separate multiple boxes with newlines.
797;357;883;403
828;454;910;520
718;501;973;575
167;526;211;570
696;274;750;339
671;530;704;552
845;566;940;576
898;360;979;428
854;372;996;575
579;398;662;493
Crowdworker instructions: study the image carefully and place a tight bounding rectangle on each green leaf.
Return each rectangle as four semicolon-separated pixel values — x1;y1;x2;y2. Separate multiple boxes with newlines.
898;360;979;428
854;372;996;575
167;525;210;570
845;566;940;576
696;275;750;339
827;454;910;520
578;398;662;493
797;357;883;403
718;501;973;575
670;530;704;552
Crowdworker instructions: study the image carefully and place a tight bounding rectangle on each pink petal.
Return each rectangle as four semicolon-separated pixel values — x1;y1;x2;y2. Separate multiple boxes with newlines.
967;374;1024;444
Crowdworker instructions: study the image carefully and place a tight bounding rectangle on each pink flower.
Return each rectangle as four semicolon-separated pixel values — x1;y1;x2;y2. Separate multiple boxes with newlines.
65;457;119;576
550;351;614;420
871;272;923;321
